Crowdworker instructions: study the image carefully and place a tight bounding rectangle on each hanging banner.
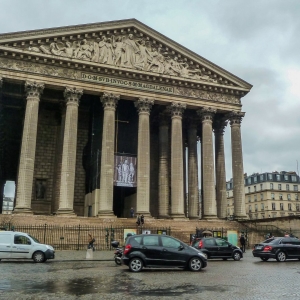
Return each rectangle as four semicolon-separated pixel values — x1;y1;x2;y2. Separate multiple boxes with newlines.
114;155;137;187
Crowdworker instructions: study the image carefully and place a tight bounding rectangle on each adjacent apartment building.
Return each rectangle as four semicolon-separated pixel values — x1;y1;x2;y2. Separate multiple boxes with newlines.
226;171;300;219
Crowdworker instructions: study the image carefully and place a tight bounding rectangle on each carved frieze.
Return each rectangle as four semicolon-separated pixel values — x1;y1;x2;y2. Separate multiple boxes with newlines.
25;34;219;83
0;57;241;105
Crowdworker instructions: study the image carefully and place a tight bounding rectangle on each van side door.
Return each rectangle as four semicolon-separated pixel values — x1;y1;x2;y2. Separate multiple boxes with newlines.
11;234;32;259
0;233;12;259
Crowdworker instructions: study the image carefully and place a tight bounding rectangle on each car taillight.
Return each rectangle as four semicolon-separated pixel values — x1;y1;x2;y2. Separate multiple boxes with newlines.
199;240;203;249
263;245;273;252
124;244;132;255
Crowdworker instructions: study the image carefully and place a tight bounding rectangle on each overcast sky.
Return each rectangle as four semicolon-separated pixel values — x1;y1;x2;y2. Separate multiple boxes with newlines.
1;0;300;196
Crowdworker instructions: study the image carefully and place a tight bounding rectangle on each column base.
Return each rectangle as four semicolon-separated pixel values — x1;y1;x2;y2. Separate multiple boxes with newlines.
13;208;33;214
158;215;171;219
189;216;200;220
97;210;116;218
56;209;76;216
170;213;187;220
202;215;219;220
136;211;152;217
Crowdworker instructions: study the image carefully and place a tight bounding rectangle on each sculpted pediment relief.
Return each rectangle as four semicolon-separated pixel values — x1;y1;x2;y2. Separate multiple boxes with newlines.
0;19;252;92
26;35;218;83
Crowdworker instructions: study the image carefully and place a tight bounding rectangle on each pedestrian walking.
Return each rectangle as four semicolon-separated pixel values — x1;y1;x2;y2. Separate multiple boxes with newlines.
136;214;141;226
86;233;95;260
141;214;144;226
240;234;246;253
130;207;134;218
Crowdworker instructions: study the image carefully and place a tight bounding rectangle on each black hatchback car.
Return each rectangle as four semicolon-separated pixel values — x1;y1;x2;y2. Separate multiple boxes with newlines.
252;237;300;262
191;237;243;261
122;234;207;272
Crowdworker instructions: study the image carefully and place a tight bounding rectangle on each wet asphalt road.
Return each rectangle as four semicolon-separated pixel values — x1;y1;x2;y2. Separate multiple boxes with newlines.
1;251;300;300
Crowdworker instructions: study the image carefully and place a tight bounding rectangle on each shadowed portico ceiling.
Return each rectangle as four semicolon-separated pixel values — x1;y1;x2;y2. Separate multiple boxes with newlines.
0;19;252;103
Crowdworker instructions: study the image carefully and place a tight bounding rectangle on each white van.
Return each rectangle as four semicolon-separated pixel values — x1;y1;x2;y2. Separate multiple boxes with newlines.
0;231;55;263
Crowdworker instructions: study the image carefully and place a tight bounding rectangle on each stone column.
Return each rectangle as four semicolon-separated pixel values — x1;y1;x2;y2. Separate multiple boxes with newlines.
135;98;154;216
98;93;119;217
229;111;247;219
188;117;199;219
14;81;44;213
170;102;186;219
214;117;228;219
197;107;217;219
158;112;170;218
57;87;83;215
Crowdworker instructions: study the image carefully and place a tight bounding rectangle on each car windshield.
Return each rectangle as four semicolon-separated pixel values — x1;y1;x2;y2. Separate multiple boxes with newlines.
28;234;40;243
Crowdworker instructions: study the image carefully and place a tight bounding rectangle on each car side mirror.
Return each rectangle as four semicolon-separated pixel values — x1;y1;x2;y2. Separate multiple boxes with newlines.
179;245;184;250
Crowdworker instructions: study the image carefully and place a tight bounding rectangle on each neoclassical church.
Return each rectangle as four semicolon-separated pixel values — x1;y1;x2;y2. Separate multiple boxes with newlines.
0;19;252;219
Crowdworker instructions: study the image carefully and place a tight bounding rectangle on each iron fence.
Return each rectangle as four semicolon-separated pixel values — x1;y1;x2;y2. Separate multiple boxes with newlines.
0;223;171;250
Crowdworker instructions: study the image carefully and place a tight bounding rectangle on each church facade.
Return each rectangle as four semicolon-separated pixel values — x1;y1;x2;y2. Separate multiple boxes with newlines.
0;19;252;219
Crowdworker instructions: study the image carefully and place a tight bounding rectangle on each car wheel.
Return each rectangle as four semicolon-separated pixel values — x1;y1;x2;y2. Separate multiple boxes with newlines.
189;257;202;272
129;257;143;272
276;251;286;262
33;251;45;263
233;251;241;261
260;257;269;261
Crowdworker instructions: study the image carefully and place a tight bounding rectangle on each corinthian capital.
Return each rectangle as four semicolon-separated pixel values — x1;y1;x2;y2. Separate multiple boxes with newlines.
169;102;186;117
197;107;216;121
213;116;228;135
227;111;245;125
64;87;83;105
101;93;120;109
25;81;44;98
135;98;154;114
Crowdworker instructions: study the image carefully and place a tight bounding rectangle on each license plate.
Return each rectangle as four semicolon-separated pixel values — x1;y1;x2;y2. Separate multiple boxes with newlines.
255;246;263;250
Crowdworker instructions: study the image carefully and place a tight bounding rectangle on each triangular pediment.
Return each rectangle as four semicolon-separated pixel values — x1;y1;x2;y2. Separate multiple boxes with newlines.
0;19;252;93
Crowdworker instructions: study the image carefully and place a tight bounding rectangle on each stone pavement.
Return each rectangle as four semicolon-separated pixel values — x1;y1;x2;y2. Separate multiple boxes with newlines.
54;249;114;261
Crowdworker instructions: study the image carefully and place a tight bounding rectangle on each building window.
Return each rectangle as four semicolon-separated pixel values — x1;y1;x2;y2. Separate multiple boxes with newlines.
248;196;251;203
260;193;263;200
294;185;298;191
261;214;265;219
279;194;283;200
248;187;251;193
260;184;263;190
249;205;252;212
261;203;264;210
272;203;276;210
288;203;292;211
260;174;264;181
295;194;299;201
247;178;251;184
278;184;282;190
280;203;284;210
227;192;229;197
291;175;297;182
268;174;273;180
287;194;291;200
255;204;258;212
270;183;273;190
254;195;257;202
254;176;257;183
276;174;281;181
286;184;290;191
296;204;300;211
284;175;289;181
271;193;275;200
254;186;256;192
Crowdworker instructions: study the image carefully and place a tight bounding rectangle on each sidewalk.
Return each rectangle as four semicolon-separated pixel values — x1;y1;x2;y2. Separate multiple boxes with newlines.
54;250;114;261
